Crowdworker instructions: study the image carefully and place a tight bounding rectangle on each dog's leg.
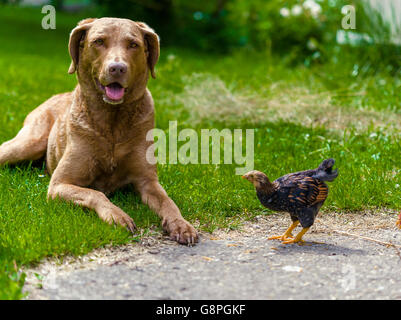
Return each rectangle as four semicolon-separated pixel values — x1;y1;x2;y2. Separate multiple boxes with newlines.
48;156;136;233
0;93;71;166
0;120;50;165
48;182;136;232
0;103;58;166
136;179;198;245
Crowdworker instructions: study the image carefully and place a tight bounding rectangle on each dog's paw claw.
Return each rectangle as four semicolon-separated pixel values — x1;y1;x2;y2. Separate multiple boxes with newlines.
106;208;136;234
166;218;198;245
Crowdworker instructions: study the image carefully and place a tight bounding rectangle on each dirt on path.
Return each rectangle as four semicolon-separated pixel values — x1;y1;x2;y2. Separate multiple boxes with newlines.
23;211;401;300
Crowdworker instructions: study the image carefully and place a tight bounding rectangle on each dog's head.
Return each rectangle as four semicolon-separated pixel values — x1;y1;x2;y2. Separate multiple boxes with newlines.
68;18;159;105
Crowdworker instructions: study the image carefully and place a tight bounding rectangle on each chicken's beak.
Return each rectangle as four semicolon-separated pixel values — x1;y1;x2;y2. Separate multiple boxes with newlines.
241;175;246;179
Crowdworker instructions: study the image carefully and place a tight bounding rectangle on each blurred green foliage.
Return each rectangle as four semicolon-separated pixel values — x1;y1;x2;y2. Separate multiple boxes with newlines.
350;0;401;75
89;0;401;73
93;0;348;56
3;0;401;72
93;0;234;51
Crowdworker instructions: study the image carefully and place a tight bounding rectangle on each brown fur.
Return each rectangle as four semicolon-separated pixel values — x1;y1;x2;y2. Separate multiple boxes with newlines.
0;18;198;245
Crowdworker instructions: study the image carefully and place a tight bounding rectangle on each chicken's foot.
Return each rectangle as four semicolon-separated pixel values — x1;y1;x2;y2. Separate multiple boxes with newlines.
282;227;310;245
268;221;299;241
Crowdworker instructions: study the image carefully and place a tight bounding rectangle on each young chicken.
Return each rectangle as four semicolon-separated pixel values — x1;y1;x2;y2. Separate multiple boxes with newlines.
396;213;401;229
243;159;338;244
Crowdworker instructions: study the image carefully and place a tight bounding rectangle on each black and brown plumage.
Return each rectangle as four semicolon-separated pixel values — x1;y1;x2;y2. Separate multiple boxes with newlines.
242;159;338;244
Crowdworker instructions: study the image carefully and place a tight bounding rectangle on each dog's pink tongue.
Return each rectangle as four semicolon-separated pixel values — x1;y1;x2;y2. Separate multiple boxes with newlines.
105;85;125;101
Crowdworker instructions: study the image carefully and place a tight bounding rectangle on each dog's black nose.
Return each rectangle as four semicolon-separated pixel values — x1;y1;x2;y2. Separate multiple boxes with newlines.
108;62;127;76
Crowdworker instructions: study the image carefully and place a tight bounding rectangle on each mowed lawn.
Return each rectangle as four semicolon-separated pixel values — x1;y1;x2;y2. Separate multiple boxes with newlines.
0;6;400;299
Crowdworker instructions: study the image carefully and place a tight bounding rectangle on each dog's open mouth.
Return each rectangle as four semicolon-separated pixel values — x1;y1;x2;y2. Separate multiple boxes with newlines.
97;80;127;104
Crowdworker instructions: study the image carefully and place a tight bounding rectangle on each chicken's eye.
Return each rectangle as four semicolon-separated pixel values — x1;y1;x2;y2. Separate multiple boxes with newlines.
94;38;104;46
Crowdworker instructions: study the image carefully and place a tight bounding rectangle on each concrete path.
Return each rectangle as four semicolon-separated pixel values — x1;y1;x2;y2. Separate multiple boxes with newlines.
24;212;401;300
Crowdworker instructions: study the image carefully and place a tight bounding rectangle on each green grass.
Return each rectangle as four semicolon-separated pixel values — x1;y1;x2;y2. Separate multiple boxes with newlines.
0;5;401;299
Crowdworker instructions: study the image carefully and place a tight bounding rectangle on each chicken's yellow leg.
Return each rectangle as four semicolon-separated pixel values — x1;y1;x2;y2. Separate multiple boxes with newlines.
268;221;299;241
282;227;310;245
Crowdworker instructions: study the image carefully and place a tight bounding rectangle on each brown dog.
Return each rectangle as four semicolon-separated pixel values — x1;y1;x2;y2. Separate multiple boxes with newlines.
0;18;198;245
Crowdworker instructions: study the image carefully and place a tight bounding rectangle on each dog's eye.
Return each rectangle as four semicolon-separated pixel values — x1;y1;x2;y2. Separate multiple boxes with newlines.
129;41;138;49
94;38;104;46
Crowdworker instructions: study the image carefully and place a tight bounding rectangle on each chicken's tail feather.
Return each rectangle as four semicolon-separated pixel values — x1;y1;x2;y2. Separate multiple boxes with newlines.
313;158;338;182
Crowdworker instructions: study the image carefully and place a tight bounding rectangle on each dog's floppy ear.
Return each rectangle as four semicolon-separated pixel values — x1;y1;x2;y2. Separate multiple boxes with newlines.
137;22;160;79
68;18;96;74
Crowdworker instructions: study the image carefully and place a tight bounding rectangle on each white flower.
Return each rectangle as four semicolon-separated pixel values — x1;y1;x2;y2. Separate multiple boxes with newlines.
280;7;290;17
303;0;322;18
167;54;176;61
291;4;303;16
307;39;317;50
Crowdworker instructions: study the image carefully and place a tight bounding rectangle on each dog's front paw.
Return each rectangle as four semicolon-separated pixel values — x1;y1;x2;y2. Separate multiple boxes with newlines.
102;207;136;234
163;218;198;245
